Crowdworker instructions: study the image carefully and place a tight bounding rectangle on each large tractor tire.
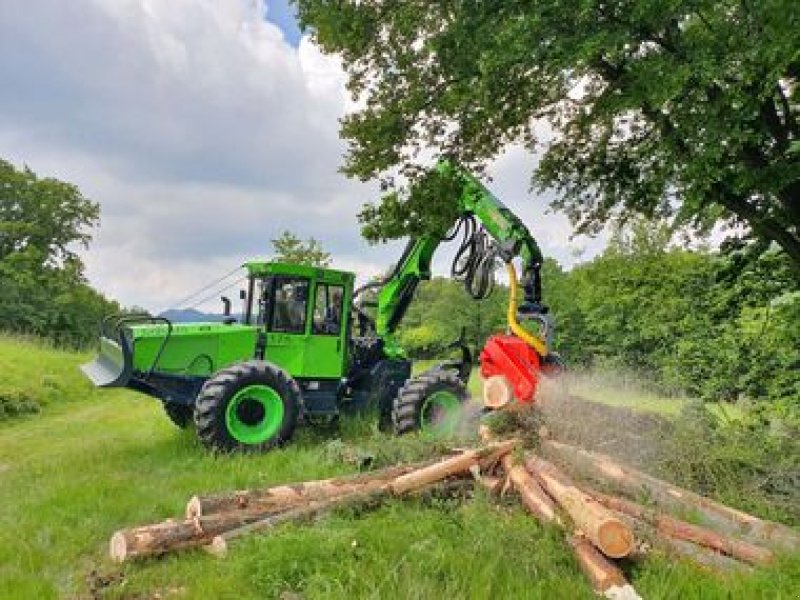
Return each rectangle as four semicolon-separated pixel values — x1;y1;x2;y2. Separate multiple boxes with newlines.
162;401;193;429
194;360;301;452
391;369;468;436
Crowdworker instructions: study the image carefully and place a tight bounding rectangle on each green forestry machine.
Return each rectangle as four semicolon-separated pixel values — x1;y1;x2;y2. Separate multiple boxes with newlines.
82;163;556;452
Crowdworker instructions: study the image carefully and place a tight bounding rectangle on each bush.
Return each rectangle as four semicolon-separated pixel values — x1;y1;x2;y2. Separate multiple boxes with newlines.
0;387;41;421
661;400;800;526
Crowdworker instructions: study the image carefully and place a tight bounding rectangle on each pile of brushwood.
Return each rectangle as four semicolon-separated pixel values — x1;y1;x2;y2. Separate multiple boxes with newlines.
110;429;799;599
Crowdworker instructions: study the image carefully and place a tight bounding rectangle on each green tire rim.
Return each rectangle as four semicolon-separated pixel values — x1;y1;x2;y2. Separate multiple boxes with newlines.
225;384;284;445
421;390;461;436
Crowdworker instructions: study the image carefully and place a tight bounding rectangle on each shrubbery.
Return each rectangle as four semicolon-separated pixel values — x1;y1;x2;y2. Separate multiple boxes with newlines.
0;387;41;420
663;400;800;526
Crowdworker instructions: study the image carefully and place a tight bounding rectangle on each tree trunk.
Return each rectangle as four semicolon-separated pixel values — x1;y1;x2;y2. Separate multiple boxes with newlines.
187;462;424;518
389;440;516;495
591;492;773;566
111;510;275;562
541;439;800;552
568;535;640;599
205;488;390;557
526;456;634;558
114;488;391;563
503;454;561;524
479;425;560;523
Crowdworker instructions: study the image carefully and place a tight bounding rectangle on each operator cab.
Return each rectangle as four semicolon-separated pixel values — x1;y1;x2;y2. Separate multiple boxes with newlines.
240;261;355;383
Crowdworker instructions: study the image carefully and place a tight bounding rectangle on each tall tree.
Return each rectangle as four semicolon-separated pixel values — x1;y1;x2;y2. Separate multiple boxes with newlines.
271;230;332;267
0;159;99;268
0;159;115;345
296;0;800;268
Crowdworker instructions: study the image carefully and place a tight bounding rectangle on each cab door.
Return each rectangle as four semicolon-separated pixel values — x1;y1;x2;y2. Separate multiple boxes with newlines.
263;276;310;375
303;282;346;378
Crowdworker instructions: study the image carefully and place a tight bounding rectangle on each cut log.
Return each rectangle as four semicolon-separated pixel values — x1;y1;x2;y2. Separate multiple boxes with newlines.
205;487;390;554
597;501;749;573
390;440;516;495
591;491;773;566
111;509;273;562
502;453;561;524
568;535;641;599
114;485;397;563
479;425;560;524
526;456;634;558
187;462;426;518
660;536;752;573
475;475;503;495
541;439;800;552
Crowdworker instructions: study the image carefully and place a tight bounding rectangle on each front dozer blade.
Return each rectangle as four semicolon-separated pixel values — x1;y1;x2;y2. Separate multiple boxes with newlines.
81;336;132;388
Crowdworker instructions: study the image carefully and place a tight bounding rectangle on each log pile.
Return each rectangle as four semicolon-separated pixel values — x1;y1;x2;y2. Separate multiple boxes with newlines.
109;433;797;598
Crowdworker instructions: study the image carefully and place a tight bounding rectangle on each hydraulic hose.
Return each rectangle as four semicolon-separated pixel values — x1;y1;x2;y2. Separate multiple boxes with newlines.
448;215;499;300
506;261;548;357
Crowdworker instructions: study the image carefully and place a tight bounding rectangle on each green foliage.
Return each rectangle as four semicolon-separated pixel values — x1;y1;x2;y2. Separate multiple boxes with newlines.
0;387;40;420
663;400;800;525
0;159;118;346
296;0;800;267
396;276;508;357
271;230;332;267
0;159;98;266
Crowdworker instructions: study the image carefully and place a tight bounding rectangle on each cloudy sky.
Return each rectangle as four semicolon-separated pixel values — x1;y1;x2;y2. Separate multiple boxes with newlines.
0;0;603;312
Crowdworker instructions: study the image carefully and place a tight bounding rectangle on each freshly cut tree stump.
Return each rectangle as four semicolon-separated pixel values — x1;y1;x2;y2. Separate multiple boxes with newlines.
390;440;516;495
591;492;773;566
568;535;641;599
526;456;634;559
541;439;800;552
187;462;423;518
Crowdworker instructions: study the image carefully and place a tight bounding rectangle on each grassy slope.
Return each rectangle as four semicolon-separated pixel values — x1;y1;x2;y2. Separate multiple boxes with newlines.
1;336;798;599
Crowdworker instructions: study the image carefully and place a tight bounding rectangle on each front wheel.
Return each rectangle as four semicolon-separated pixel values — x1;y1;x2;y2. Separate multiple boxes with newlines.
391;370;468;436
194;360;300;452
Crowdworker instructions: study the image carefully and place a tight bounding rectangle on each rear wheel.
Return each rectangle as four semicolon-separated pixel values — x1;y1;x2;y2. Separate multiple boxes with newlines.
194;360;300;452
162;401;193;429
392;370;468;436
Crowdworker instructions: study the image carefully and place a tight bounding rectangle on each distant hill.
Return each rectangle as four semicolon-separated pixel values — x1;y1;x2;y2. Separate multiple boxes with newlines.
158;308;225;323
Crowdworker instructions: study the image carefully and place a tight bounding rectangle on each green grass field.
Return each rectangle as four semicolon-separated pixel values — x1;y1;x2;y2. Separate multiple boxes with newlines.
1;336;798;599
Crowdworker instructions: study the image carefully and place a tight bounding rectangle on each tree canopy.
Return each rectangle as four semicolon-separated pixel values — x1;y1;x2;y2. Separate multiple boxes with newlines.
271;230;332;267
0;159;116;346
0;159;99;269
296;0;800;267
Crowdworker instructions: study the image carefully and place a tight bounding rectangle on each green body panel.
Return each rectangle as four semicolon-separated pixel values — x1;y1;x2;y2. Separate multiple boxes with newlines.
130;323;259;377
248;262;353;379
123;262;356;382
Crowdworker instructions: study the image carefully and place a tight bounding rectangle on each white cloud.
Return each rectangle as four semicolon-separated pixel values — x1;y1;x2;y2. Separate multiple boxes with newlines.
0;0;601;312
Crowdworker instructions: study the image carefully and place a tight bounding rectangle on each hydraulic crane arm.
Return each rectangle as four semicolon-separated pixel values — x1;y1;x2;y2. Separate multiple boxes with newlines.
368;162;547;359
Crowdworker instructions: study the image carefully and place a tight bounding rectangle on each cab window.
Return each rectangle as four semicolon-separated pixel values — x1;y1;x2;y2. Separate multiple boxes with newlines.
312;284;344;336
269;277;309;334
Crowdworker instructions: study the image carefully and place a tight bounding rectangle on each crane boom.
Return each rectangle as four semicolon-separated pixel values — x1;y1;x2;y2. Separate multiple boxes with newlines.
372;162;547;359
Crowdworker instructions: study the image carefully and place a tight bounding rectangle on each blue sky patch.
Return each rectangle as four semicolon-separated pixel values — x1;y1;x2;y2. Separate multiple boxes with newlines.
264;0;302;47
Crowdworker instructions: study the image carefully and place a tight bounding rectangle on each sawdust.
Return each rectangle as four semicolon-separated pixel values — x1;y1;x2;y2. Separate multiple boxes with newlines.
534;381;674;475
